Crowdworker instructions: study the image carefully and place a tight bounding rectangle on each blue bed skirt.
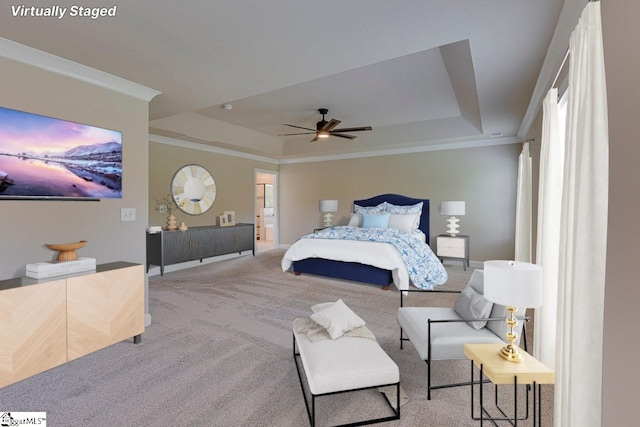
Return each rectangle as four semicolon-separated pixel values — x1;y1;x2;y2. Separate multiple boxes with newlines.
292;258;393;286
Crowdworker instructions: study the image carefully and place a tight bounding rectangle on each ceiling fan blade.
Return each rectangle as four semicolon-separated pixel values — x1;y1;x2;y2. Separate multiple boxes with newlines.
321;119;341;131
310;136;319;142
283;123;316;131
332;126;373;133
331;133;357;140
278;132;315;136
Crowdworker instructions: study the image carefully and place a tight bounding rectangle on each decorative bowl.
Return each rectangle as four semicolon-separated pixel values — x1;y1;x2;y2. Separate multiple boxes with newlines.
45;240;87;261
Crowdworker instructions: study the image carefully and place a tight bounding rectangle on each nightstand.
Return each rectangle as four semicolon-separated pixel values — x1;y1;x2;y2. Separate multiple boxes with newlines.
436;234;469;270
464;343;554;426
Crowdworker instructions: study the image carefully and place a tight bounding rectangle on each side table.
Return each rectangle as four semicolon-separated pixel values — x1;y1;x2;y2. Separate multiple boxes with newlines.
436;234;470;270
464;343;554;426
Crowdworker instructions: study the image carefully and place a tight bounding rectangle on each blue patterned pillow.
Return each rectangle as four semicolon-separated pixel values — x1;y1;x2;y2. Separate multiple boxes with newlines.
385;201;423;214
354;202;386;215
361;213;390;229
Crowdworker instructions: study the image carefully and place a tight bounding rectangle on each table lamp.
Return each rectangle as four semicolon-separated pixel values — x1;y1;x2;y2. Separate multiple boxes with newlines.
483;260;543;362
319;199;338;227
440;201;465;236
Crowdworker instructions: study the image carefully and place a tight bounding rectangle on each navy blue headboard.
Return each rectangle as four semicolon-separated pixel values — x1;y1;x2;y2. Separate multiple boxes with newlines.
353;194;430;243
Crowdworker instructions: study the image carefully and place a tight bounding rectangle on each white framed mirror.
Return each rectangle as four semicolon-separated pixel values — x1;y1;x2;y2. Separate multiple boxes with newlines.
171;164;216;215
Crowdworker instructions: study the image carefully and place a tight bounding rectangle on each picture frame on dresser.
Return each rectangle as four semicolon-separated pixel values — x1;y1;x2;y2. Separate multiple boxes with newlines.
224;211;236;226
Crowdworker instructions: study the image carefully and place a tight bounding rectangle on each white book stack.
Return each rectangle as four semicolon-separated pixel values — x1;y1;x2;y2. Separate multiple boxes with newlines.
26;257;97;279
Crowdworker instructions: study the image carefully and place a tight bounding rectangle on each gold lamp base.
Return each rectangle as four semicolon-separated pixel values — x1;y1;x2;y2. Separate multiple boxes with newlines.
499;343;525;362
499;306;524;363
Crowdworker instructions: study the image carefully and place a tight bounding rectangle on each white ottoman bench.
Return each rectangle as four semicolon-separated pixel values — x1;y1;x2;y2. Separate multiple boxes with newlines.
293;325;400;427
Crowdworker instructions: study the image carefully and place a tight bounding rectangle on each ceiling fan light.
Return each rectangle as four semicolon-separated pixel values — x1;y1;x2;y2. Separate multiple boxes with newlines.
317;130;330;138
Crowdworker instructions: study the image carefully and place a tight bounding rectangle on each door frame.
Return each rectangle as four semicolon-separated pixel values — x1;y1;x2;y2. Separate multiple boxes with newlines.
254;169;278;250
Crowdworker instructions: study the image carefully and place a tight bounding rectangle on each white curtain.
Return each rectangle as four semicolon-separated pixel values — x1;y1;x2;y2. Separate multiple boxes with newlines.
515;142;532;262
555;2;609;426
533;88;565;369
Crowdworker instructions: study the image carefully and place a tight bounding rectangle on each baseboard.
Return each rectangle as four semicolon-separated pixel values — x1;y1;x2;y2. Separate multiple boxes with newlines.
146;251;253;277
469;260;483;268
440;259;483;269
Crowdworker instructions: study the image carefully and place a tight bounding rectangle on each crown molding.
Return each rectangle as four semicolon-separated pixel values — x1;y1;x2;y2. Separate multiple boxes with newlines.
149;134;279;164
517;0;589;138
0;37;160;102
278;136;521;164
150;133;519;165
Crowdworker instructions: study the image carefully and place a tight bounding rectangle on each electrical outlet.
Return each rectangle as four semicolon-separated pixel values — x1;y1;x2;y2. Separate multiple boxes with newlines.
121;208;136;222
158;204;167;213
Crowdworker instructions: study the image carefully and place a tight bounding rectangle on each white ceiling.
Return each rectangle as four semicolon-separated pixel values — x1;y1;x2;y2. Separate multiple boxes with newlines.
0;0;566;160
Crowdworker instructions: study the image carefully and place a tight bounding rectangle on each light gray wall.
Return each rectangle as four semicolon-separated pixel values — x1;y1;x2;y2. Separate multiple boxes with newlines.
0;57;151;318
279;143;521;262
0;57;150;277
602;0;640;424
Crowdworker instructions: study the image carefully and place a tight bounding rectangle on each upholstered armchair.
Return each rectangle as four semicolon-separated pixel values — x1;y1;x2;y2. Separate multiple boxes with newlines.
397;269;529;400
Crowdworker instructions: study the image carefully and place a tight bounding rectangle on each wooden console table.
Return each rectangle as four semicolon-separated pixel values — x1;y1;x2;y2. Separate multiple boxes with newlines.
0;262;144;388
464;343;554;426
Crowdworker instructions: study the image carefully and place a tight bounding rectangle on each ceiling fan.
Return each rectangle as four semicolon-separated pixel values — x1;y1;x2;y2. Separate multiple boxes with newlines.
279;108;372;142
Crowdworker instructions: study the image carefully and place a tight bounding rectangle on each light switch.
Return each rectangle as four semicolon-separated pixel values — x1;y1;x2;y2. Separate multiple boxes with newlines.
121;208;136;222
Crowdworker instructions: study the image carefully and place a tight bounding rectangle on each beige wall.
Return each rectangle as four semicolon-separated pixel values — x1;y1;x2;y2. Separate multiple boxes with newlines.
279;143;521;262
602;0;640;425
149;141;277;228
0;57;150;281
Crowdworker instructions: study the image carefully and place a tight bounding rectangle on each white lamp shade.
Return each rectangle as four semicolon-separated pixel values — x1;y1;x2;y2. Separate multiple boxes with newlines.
440;201;465;216
483;260;543;308
319;199;338;212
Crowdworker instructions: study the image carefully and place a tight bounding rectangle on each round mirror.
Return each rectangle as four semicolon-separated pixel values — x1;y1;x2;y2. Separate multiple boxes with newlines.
171;164;216;215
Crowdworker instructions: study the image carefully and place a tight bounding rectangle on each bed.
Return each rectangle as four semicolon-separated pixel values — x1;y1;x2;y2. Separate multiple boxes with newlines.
281;194;447;290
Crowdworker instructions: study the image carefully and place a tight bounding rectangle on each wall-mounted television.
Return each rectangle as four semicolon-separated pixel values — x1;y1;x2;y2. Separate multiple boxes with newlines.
0;106;122;200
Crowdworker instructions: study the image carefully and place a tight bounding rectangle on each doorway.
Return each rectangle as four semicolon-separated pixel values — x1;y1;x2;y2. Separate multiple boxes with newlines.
255;169;278;252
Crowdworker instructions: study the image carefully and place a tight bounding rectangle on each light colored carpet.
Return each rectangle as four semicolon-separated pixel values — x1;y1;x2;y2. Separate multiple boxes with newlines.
0;250;553;426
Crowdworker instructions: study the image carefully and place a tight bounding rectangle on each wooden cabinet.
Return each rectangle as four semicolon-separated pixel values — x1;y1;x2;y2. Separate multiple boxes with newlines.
0;280;67;388
0;262;144;388
436;234;470;270
67;264;145;361
146;223;254;275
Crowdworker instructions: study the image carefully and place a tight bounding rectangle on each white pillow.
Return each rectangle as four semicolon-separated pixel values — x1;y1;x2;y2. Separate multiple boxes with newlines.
309;299;366;339
385;202;423;228
347;213;362;227
310;301;334;313
453;285;494;330
388;212;420;233
467;269;485;294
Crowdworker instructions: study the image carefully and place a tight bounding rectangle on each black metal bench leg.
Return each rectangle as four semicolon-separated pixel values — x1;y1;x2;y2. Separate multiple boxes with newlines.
427;359;432;400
